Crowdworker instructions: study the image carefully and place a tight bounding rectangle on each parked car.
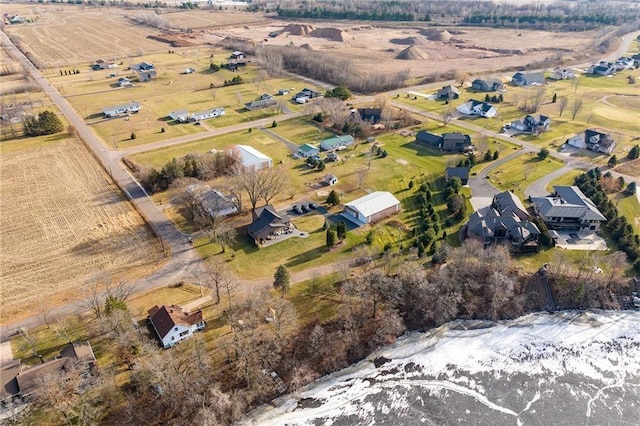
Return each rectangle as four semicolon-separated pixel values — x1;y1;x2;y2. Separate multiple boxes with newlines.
293;205;303;214
301;204;309;213
309;202;318;209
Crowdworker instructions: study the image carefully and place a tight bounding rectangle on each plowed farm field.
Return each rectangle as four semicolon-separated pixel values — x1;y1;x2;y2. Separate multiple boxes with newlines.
0;139;164;324
3;8;167;68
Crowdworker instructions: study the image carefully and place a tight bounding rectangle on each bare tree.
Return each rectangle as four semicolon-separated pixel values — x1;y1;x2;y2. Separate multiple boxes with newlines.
232;165;262;212
355;167;368;188
571;98;584;120
455;71;470;87
558;96;568;117
259;166;286;206
235;91;243;106
442;104;454;125
528;86;546;113
36;295;54;328
208;222;237;253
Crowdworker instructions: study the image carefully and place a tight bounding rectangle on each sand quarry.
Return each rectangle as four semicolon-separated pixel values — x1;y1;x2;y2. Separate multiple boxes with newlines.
0;5;602;77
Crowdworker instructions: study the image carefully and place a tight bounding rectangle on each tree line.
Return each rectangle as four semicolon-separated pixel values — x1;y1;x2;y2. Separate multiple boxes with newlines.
574;169;640;271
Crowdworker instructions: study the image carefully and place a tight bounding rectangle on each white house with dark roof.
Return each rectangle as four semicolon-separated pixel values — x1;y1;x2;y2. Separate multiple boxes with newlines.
234;145;272;171
566;129;616;154
550;67;576;80
148;305;205;348
456;99;497;118
343;191;400;225
531;186;606;232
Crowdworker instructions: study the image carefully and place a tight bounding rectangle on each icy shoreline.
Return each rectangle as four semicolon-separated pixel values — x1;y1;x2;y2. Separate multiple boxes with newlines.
240;310;640;425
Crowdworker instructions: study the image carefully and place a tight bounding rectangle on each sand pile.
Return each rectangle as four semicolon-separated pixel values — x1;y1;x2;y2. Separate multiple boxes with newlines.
391;35;430;46
396;45;429;60
283;23;315;36
307;27;347;42
422;29;452;42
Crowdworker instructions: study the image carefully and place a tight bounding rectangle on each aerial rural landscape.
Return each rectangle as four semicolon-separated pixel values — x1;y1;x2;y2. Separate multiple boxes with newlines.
0;0;639;424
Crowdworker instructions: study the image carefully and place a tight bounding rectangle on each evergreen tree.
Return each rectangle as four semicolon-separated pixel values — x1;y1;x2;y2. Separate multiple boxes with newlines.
607;155;617;168
273;265;290;298
493;150;499;160
336;220;347;240
23;110;63;136
552;93;557;103
326;190;340;206
628;145;639;160
484;150;492;161
326;229;336;248
537;147;550;160
625;182;637;196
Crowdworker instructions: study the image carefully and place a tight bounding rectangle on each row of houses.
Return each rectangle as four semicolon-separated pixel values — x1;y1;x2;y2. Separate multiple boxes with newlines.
468;67;575;93
587;56;638;76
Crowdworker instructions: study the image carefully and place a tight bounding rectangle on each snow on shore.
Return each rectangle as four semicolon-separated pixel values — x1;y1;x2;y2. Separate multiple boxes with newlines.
240;311;640;425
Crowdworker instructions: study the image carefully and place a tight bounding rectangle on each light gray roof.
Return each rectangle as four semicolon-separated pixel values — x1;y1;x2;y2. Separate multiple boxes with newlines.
531;186;606;222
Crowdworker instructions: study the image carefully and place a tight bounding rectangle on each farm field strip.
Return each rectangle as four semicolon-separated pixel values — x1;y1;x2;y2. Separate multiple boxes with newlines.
0;139;164;324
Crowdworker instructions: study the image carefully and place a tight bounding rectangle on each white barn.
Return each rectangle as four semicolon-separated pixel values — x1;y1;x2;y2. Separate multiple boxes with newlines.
344;191;400;225
147;305;205;349
235;145;273;171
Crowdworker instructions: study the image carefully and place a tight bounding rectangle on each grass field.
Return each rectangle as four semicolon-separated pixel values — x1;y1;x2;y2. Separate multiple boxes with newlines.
488;152;564;200
545;168;585;192
613;192;640;235
51;51;324;148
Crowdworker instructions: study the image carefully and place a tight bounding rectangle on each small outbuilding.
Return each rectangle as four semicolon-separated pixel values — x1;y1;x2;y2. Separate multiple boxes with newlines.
445;167;470;185
323;174;338;186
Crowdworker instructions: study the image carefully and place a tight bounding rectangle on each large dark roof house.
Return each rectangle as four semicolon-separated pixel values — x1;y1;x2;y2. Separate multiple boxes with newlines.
471;78;504;92
415;131;472;153
512;72;545;86
148;305;205;349
445;167;469;185
248;205;293;245
464;190;540;252
531;186;606;232
436;84;460;100
357;108;382;124
245;96;277;111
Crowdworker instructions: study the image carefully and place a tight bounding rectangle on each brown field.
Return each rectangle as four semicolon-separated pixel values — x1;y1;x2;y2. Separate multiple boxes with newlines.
0;138;164;324
2;3;604;77
2;5;168;68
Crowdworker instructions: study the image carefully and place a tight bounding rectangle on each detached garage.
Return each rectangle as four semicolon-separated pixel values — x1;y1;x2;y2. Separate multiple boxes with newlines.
344;191;400;225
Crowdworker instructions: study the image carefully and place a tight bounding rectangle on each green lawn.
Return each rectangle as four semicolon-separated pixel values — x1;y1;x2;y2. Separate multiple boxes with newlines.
270;117;335;145
545;168;585;192
194;212;368;280
488;152;564;200
614;192;640;235
127;127;291;170
55;50;323;148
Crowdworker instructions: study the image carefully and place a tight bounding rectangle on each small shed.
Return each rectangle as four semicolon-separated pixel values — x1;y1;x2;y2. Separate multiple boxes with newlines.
445;167;470;185
323;174;338;186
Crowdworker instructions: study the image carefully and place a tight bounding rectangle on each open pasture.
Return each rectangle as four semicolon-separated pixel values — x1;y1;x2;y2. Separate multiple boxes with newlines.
0;139;164;324
488;152;564;200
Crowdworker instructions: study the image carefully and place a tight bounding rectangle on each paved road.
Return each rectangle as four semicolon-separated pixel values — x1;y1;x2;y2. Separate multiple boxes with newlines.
0;30;206;339
2;28;639;340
